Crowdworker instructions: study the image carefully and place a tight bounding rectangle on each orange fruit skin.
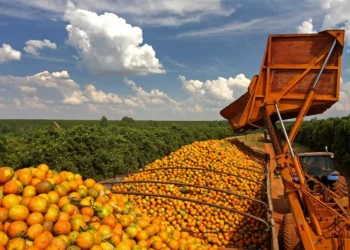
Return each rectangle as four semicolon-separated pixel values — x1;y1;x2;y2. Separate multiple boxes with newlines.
5;237;26;250
3;180;22;195
0;167;14;184
0;208;8;223
0;194;20;209
34;233;51;250
76;231;95;250
18;171;33;186
7;221;28;238
8;205;29;221
53;220;72;236
28;196;49;214
27;224;44;240
0;231;8;247
26;212;44;226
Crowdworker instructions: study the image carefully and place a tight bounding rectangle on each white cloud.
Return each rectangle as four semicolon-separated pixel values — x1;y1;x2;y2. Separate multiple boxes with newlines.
64;3;165;76
297;18;317;34
11;96;46;109
4;0;233;27
179;74;250;101
309;0;350;44
0;70;80;103
0;44;21;63
52;71;69;78
22;96;47;109
87;103;98;112
63;90;87;104
12;98;21;107
84;84;123;104
24;39;57;56
19;86;36;93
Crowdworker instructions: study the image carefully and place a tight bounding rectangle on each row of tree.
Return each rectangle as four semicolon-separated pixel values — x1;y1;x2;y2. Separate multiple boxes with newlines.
286;115;350;167
0;125;233;181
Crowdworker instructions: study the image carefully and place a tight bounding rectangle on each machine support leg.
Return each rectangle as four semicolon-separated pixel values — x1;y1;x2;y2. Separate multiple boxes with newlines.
261;107;282;155
280;168;316;250
275;104;323;237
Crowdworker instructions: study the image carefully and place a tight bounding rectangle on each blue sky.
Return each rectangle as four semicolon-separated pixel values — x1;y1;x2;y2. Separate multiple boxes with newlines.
0;0;349;120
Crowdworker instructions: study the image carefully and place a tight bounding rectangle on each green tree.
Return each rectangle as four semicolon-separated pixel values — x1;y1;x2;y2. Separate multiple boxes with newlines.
100;116;108;127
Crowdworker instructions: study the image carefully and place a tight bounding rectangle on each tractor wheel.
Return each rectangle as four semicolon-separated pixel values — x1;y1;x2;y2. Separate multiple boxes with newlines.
331;176;349;197
282;213;302;250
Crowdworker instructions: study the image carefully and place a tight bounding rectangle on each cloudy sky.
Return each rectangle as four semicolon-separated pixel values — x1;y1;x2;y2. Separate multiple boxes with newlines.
0;0;349;120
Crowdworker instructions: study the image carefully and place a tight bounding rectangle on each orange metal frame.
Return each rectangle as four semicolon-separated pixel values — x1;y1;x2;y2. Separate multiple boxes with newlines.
221;30;350;249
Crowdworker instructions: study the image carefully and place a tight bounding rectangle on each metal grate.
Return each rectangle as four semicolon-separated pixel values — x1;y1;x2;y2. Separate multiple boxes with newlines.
270;70;304;93
271;36;335;65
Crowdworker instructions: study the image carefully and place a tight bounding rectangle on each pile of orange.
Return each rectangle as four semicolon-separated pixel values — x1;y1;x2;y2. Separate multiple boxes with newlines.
112;140;269;249
0;164;212;250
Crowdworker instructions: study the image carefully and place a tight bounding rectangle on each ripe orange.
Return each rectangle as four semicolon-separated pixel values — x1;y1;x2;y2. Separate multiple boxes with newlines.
34;233;51;249
17;171;33;186
27;224;44;240
26;212;45;226
53;220;72;236
84;178;96;188
0;208;8;223
0;231;8;247
75;231;95;250
8;205;29;221
28;196;49;213
7;221;28;238
5;238;26;249
0;167;14;184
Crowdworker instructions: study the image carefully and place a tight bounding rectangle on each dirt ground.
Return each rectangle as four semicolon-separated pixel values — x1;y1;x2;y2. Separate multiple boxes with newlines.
263;142;290;248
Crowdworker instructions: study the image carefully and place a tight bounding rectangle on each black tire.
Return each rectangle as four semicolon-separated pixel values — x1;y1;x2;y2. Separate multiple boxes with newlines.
331;176;349;197
282;213;302;250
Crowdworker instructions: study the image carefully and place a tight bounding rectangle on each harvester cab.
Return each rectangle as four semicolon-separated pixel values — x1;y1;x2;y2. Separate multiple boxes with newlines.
294;152;336;181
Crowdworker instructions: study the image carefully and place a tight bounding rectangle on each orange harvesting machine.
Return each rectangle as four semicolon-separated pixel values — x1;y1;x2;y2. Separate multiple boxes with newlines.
221;30;350;249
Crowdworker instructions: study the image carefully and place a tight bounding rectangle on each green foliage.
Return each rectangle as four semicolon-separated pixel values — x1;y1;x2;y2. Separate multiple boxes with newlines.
0;124;233;181
100;116;108;127
285;115;350;167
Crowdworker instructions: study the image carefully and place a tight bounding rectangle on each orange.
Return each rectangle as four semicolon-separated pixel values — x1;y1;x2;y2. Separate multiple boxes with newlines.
22;185;37;197
97;225;112;238
0;231;8;247
3;180;22;195
5;238;26;249
27;224;44;240
7;221;28;238
167;239;180;250
0;167;15;184
49;238;67;250
20;196;32;207
58;212;70;221
119;215;132;228
17;171;33;186
26;212;45;226
75;231;95;250
0;208;8;223
53;220;72;236
68;231;79;245
45;206;60;223
70;215;87;232
28;196;49;213
48;191;60;204
8;205;29;221
34;233;51;249
37;164;49;173
84;179;96;188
